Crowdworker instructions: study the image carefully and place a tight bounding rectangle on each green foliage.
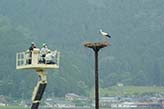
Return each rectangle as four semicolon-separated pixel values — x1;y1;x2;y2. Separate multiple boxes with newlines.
0;106;28;109
98;86;164;97
0;0;164;100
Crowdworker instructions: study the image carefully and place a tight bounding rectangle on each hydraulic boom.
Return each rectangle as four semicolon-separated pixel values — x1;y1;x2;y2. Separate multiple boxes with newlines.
31;70;47;109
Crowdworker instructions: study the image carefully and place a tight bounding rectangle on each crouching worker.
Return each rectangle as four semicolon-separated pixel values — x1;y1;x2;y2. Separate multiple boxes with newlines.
45;50;56;64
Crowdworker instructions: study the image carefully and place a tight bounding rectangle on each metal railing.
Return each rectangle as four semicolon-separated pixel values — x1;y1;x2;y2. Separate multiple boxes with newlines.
16;50;60;68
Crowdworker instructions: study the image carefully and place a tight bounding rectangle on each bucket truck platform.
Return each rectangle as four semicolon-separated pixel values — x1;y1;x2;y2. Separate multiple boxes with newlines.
16;48;60;109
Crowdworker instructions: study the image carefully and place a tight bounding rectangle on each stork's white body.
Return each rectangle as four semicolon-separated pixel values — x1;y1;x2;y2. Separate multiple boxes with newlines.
99;29;111;38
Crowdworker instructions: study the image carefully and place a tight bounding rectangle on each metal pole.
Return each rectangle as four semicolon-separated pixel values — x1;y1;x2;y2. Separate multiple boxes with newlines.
94;50;99;109
84;42;109;109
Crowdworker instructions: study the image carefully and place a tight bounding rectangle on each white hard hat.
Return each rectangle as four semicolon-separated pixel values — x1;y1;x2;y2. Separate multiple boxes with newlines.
31;42;35;45
48;49;51;53
42;43;46;47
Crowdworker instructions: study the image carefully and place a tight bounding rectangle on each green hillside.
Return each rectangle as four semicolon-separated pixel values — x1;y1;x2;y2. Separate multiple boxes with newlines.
0;0;164;99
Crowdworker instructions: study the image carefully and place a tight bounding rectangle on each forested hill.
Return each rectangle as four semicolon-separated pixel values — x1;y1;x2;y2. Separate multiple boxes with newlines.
0;0;164;99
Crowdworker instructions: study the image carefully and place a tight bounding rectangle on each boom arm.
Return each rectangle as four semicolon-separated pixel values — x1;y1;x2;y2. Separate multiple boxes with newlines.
31;70;47;109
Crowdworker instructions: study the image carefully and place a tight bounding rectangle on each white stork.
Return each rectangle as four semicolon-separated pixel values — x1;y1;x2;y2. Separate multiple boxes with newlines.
99;29;111;38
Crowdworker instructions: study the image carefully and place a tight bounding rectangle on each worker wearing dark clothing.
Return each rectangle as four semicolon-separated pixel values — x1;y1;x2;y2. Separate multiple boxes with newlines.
29;42;36;51
29;42;36;64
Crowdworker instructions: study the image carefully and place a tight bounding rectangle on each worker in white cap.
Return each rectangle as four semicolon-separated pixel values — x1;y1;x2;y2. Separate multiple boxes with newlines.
40;43;49;63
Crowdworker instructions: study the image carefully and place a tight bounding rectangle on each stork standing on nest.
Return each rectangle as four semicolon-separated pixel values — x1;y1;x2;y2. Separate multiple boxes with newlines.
99;29;111;40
